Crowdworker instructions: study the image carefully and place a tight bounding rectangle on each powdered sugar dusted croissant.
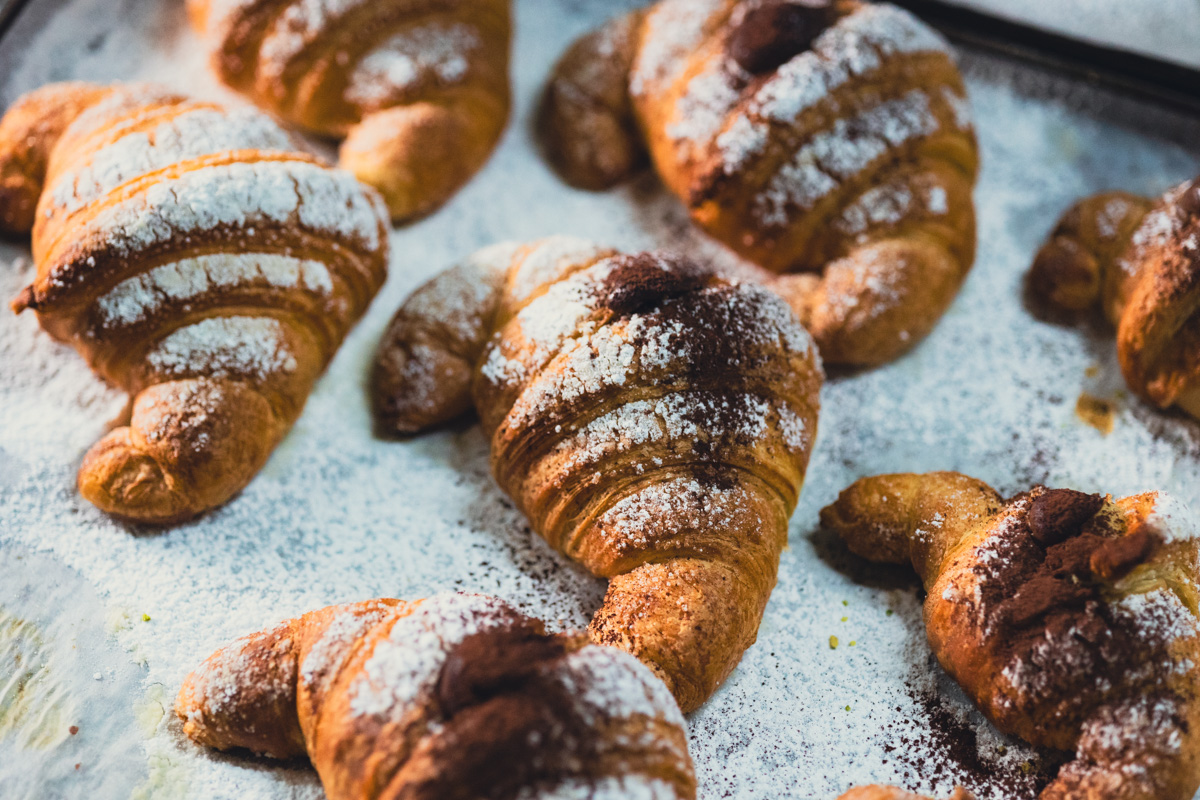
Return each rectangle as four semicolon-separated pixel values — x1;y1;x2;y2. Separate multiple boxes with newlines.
3;82;389;524
1029;179;1200;420
176;593;696;799
189;0;511;222
540;0;978;366
372;237;823;711
822;472;1200;800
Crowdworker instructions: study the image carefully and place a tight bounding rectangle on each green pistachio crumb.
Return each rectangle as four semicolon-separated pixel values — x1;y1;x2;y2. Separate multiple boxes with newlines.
842;600;849;606
840;616;848;622
829;636;839;649
844;705;851;712
886;609;894;616
849;641;857;647
141;614;151;622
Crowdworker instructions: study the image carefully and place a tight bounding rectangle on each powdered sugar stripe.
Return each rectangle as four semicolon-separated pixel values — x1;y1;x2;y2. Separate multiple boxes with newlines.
146;316;298;379
345;21;481;107
630;0;725;97
50;106;296;215
95;253;333;329
754;89;941;227
258;0;369;82
59;159;384;275
554;644;685;730
299;600;399;692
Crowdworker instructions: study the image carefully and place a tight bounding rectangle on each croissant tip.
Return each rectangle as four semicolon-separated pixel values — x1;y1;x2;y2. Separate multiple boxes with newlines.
10;285;34;314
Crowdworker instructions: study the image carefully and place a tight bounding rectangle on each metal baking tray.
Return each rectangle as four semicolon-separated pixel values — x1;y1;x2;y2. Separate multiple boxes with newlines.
1;1;1198;798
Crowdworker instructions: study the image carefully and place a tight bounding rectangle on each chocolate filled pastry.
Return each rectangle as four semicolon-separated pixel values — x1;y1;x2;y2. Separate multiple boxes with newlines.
0;82;389;523
177;593;696;799
1029;179;1200;421
371;236;823;711
539;0;978;367
188;0;512;222
822;471;1200;800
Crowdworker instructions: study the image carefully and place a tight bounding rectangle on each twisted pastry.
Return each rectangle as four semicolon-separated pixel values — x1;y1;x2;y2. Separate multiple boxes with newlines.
372;237;823;711
2;82;389;523
189;0;511;222
177;593;696;799
539;0;978;366
1029;179;1200;420
822;472;1200;800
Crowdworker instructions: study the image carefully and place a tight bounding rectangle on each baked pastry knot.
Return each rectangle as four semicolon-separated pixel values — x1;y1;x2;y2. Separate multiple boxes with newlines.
1029;179;1200;420
539;0;978;366
822;471;1200;800
189;0;511;221
372;236;823;711
177;593;696;799
2;82;389;523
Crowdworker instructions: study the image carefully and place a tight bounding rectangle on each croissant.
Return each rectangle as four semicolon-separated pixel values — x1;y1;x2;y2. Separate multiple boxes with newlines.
821;471;1200;800
188;0;511;222
539;0;978;366
1029;179;1200;420
372;237;823;712
176;593;696;799
2;82;389;524
839;788;974;800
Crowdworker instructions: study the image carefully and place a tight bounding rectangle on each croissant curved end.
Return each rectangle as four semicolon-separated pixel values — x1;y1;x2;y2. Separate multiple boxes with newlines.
77;428;196;525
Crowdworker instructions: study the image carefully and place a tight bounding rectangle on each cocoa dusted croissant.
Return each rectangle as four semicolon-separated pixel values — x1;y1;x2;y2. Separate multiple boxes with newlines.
822;472;1200;800
1029;179;1200;420
539;0;978;366
372;237;823;711
188;0;511;222
2;82;389;523
177;593;696;799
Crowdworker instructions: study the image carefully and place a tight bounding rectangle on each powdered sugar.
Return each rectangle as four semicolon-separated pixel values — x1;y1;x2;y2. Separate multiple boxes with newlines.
146;316;298;379
346;21;481;107
555;644;686;728
95;253;332;329
1144;492;1200;544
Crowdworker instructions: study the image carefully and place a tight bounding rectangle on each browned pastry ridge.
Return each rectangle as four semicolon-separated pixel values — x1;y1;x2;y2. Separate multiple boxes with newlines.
539;0;979;367
838;787;974;800
1029;179;1200;421
371;236;823;712
189;0;512;222
176;593;696;799
0;82;389;524
822;471;1200;800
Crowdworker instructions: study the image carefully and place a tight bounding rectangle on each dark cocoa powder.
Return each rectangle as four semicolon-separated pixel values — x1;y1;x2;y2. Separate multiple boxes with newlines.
600;252;709;317
436;619;566;715
728;0;836;74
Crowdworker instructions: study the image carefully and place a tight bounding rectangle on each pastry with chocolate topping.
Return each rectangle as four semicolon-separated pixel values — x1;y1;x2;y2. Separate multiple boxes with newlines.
176;593;696;799
822;471;1200;800
538;0;979;367
1029;177;1200;420
371;236;823;712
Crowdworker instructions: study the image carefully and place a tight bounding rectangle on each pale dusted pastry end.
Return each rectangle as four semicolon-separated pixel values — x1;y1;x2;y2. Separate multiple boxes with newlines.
823;472;1200;800
372;236;823;712
188;0;512;222
176;593;697;799
1029;179;1200;421
540;0;979;367
2;82;389;524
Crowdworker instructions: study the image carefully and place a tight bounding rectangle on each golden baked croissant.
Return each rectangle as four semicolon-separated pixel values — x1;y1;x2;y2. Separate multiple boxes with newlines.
176;593;696;799
189;0;511;222
539;0;978;366
372;237;823;712
1029;179;1200;420
822;471;1200;800
839;788;974;800
2;82;389;524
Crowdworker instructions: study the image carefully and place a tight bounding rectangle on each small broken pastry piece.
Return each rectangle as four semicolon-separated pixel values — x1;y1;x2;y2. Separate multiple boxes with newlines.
1029;178;1200;420
540;0;979;367
176;593;697;799
822;472;1200;800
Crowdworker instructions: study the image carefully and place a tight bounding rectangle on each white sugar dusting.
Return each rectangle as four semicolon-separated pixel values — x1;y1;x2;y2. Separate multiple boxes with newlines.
346;22;481;107
95;253;332;329
520;776;683;800
147;316;297;378
3;1;1200;800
